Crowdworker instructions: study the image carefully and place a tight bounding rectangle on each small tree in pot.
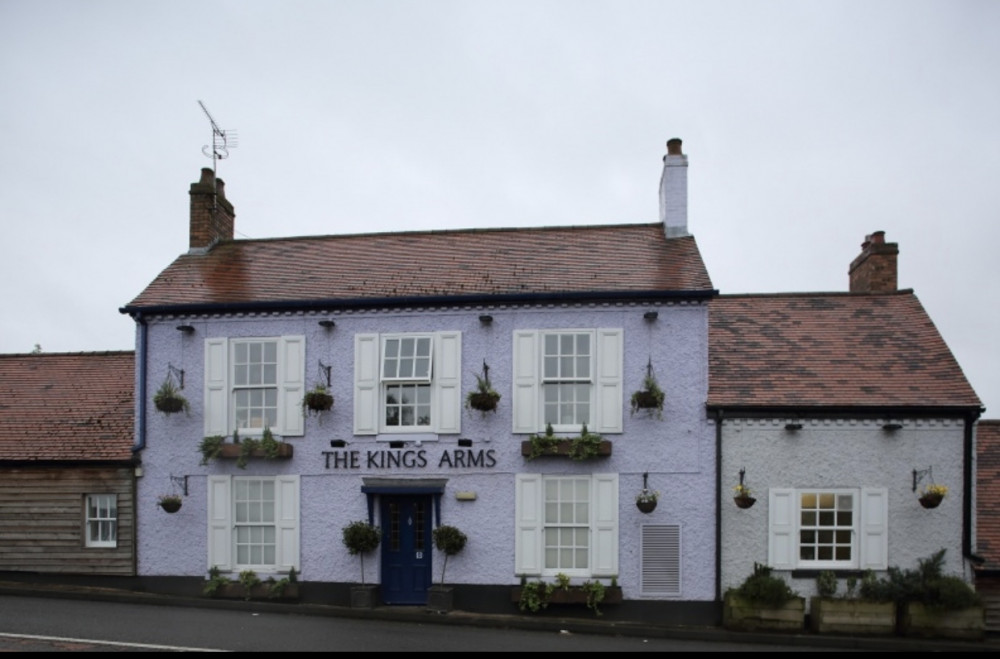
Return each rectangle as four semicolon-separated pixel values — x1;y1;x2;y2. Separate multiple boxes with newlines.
427;524;467;612
342;520;381;608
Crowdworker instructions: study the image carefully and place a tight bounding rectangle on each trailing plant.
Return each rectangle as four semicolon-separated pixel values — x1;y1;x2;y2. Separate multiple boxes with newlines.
517;578;554;613
465;365;501;415
237;436;261;469
730;562;798;607
630;368;665;419
342;520;381;585
238;569;262;600
816;570;838;598
259;426;282;460
203;565;232;597
554;572;571;590
861;549;980;611
525;424;606;461
154;376;189;415
581;579;607;616
198;434;225;466
267;567;298;598
432;524;468;585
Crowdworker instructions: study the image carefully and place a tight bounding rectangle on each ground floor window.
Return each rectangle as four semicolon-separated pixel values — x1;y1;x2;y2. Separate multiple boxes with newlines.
85;494;117;547
514;473;618;577
769;487;887;570
208;475;299;572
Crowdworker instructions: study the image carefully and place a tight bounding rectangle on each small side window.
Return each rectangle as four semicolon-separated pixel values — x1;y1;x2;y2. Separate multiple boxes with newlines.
85;494;117;548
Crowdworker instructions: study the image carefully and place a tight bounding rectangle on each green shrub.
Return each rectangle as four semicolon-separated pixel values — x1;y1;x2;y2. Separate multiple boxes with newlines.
733;563;798;607
816;570;838;598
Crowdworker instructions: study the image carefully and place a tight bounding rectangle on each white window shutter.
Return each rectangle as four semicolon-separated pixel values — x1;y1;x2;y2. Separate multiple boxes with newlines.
204;338;229;436
512;331;539;433
595;329;623;433
354;334;380;435
278;336;305;437
768;488;796;569
275;475;300;571
207;476;232;571
514;474;542;575
859;488;888;570
592;473;619;576
434;331;462;434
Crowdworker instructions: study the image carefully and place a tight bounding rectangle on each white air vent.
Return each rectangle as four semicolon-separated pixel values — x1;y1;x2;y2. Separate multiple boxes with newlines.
640;524;681;596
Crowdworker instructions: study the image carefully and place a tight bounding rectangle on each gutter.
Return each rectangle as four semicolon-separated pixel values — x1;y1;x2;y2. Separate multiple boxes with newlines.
119;288;719;317
714;408;724;603
133;312;148;454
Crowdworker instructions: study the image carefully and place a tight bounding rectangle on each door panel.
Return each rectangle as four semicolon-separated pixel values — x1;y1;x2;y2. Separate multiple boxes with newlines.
379;495;432;604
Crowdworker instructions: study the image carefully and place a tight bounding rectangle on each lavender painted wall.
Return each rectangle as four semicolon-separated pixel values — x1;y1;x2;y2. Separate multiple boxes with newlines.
137;301;716;601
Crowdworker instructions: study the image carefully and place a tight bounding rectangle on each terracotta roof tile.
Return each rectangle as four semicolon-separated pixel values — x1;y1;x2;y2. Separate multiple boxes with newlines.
0;352;135;462
977;419;1000;569
125;224;713;309
708;292;982;409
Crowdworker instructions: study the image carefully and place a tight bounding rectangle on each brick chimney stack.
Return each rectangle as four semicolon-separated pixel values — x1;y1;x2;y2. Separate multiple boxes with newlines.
189;167;235;252
849;230;898;293
659;138;688;239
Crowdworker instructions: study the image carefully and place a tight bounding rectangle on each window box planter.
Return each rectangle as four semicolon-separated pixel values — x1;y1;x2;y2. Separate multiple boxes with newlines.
511;585;623;605
899;602;985;640
520;439;613;459
218;442;294;460
808;597;896;635
723;592;805;632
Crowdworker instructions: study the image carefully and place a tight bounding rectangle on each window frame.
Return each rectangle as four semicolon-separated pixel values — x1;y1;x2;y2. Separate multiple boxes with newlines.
204;335;305;438
768;487;887;571
208;475;299;573
514;473;618;578
85;493;117;548
512;328;623;435
354;331;461;437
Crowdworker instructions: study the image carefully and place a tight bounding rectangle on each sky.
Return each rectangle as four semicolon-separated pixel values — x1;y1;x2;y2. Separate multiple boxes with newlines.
2;0;998;417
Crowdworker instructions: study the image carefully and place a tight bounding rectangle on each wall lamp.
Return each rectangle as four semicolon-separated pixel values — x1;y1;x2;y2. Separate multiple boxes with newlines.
318;319;336;329
330;439;347;448
883;420;903;431
458;438;473;447
785;422;803;431
479;314;493;324
643;311;658;321
176;324;195;334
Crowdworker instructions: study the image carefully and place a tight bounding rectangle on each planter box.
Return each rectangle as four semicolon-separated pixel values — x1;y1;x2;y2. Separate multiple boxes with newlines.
511;585;623;605
900;602;985;640
723;593;805;632
809;597;895;635
426;585;454;612
350;584;379;609
520;440;613;459
209;582;300;602
218;442;294;460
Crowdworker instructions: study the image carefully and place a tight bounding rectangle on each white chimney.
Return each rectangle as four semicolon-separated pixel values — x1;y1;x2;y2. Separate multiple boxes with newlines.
659;138;688;238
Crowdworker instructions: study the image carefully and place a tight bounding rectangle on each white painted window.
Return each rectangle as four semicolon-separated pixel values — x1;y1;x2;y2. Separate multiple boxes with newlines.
354;332;461;436
85;494;117;548
208;475;299;572
513;329;623;434
514;473;618;577
204;336;305;437
768;487;887;570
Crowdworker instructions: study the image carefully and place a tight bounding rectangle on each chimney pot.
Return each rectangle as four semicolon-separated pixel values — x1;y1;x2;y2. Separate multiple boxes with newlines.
666;138;683;156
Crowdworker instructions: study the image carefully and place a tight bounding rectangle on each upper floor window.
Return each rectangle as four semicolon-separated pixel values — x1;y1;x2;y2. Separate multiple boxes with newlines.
513;329;623;434
515;473;619;578
769;487;887;570
85;494;117;548
354;332;461;436
204;336;305;437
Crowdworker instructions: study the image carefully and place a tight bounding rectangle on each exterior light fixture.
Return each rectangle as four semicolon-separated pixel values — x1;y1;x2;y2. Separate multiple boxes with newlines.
785;421;803;431
643;311;658;321
318;320;336;329
458;438;473;447
883;421;903;431
479;315;493;324
176;325;195;334
330;439;347;448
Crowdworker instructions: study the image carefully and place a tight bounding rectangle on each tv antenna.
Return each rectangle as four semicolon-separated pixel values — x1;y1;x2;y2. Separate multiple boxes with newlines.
198;100;238;175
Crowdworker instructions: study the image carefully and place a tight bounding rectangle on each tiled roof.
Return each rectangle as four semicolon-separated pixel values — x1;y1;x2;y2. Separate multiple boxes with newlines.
977;420;1000;570
0;352;135;462
124;224;713;310
708;291;983;409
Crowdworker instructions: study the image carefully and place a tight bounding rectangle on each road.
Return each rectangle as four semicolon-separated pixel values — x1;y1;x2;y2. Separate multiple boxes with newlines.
0;594;853;653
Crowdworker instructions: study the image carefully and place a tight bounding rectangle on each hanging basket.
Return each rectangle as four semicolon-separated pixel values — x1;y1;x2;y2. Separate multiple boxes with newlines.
734;496;757;509
304;390;334;413
159;498;183;513
918;493;943;509
636;498;657;514
467;391;500;412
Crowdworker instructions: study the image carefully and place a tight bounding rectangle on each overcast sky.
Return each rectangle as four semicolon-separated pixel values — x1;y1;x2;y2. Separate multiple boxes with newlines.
2;0;998;417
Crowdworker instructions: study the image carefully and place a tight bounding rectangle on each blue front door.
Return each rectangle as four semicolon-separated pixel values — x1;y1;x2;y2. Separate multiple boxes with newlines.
379;495;433;604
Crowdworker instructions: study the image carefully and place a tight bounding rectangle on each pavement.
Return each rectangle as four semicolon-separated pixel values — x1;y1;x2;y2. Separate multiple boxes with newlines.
0;579;997;652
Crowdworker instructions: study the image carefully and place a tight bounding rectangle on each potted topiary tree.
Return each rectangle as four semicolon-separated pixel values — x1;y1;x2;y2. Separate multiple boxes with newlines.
426;524;467;612
342;520;381;608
